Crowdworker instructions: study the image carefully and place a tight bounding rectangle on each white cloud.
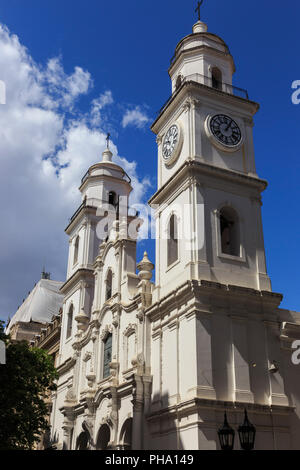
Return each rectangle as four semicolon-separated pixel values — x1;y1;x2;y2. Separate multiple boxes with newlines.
90;90;114;127
44;57;93;110
122;106;151;129
0;23;150;320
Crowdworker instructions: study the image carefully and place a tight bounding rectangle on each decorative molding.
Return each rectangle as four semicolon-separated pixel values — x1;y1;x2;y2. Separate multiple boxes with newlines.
100;324;113;341
156;135;162;145
124;323;137;337
136;311;144;323
57;356;77;376
83;351;92;362
122;324;138;372
183;98;192;112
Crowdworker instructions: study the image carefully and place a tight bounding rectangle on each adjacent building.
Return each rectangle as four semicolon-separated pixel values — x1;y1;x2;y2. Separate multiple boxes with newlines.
6;273;63;343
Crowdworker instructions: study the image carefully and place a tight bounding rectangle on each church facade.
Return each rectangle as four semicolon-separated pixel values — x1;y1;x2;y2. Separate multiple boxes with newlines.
50;17;300;450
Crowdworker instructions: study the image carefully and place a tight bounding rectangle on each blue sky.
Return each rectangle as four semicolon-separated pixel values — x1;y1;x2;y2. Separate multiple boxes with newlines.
0;0;299;320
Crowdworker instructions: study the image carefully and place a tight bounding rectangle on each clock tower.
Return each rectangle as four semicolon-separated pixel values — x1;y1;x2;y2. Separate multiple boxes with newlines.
149;17;271;299
145;14;295;448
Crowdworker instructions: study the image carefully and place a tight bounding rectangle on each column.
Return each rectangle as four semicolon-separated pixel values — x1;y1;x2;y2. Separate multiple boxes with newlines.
232;316;254;403
132;376;144;450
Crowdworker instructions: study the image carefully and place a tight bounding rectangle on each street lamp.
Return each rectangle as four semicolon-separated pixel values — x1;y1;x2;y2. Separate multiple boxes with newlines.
238;409;256;451
218;412;235;451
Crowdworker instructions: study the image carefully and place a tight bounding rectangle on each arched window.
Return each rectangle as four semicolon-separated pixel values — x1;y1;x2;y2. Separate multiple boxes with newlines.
211;67;222;90
76;431;89;450
96;424;110;450
119;418;133;450
175;75;182;90
103;334;112;379
73;236;79;265
167;214;178;267
220;207;240;257
66;304;73;339
105;269;113;301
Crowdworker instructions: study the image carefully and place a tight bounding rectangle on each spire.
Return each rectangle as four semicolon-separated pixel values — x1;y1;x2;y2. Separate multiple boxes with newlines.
106;132;111;149
102;133;113;163
195;0;204;21
193;0;207;33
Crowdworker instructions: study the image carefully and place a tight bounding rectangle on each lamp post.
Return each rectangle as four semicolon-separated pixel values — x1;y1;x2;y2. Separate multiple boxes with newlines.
218;412;235;451
238;409;256;451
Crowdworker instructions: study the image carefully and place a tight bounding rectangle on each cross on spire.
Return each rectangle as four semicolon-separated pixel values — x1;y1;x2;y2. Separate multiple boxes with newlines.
106;132;111;149
195;0;204;21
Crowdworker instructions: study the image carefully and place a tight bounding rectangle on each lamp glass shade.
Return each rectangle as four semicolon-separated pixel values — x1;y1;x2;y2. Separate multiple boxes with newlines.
238;410;256;451
218;413;235;451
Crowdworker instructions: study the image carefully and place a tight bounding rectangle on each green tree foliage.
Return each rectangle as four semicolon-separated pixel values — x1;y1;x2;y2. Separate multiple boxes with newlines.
0;321;58;450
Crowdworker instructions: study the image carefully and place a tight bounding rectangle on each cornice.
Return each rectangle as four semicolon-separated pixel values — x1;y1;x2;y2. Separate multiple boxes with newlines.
35;328;61;349
147;397;295;422
148;159;268;207
146;279;283;323
169;44;235;77
57;356;77;376
78;164;132;193
121;297;141;313
60;268;94;294
65;205;97;234
171;31;231;62
280;322;300;341
151;80;259;132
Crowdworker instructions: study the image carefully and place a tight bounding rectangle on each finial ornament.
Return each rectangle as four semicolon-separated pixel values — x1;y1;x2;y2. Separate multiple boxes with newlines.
195;0;204;21
137;251;154;281
106;132;111;149
41;267;51;280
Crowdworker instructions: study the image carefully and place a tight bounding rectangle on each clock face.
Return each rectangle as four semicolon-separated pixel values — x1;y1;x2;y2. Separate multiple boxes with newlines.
210;114;242;147
162;124;179;161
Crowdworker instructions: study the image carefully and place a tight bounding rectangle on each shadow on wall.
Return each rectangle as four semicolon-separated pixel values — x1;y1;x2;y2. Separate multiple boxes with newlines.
149;392;184;450
201;313;300;450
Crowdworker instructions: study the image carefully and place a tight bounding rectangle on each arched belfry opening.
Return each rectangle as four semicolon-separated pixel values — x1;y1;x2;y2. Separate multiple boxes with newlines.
96;424;111;450
108;191;118;208
211;67;222;90
108;191;119;220
220;207;240;257
175;75;183;90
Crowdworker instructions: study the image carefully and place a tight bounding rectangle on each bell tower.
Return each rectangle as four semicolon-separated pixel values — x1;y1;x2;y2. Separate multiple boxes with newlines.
59;143;135;363
149;15;271;298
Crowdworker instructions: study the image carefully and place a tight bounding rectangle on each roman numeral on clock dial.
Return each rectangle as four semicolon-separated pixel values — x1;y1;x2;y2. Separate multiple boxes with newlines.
210;114;242;148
